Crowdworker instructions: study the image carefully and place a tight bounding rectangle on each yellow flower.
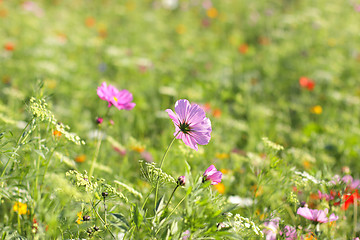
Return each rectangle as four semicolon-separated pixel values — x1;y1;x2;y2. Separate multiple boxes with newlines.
207;7;218;19
76;211;82;224
302;160;312;170
176;24;186;34
215;152;229;160
131;146;145;153
220;168;229;174
214;183;225;194
310;105;322;114
13;202;27;215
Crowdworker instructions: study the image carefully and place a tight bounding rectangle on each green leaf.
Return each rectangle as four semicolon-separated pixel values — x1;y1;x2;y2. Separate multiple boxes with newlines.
111;213;130;228
132;204;143;229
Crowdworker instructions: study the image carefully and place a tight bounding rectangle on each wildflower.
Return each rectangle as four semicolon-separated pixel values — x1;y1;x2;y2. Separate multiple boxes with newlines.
310;105;322;114
22;1;43;17
96;117;103;124
206;7;218;18
182;230;191;240
212;108;222;118
166;99;212;151
297;207;338;223
53;130;62;137
177;176;186;186
97;82;135;110
176;24;186;34
4;42;14;51
85;16;96;27
238;44;249;54
215;152;229;159
140;151;153;162
263;218;279;240
76;212;83;224
214;182;225;194
203;165;222;185
299;77;315;91
75;154;86;163
280;225;297;240
13;202;27;215
341;190;360;210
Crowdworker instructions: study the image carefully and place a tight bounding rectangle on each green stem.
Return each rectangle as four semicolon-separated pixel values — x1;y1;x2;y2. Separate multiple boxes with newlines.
41;145;57;185
92;201;116;239
89;130;103;178
1;118;34;179
141;187;154;210
154;131;180;209
155;194;187;235
164;185;179;210
34;126;42;201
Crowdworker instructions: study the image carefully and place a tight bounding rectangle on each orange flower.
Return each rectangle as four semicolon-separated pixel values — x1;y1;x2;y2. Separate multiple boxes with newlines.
131;146;145;153
303;160;312;170
0;7;7;18
238;44;248;54
299;77;315;91
4;42;14;51
85;17;96;27
220;168;229;174
75;154;86;163
212;108;222;118
206;7;218;19
214;183;225;194
53;130;62;137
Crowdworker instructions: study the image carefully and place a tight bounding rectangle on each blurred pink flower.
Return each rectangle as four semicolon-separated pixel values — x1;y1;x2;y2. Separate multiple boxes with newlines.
22;1;44;17
297;207;338;223
203;165;222;185
97;82;135;110
280;225;297;240
263;218;279;240
166;99;211;151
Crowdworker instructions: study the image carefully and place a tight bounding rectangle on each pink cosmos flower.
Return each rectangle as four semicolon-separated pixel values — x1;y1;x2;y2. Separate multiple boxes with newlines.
297;207;338;223
203;165;222;185
97;82;135;110
280;225;297;240
166;99;211;151
263;218;279;240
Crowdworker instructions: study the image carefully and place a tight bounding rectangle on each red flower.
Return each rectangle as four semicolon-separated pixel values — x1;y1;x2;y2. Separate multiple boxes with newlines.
341;190;360;210
299;77;315;91
4;42;14;51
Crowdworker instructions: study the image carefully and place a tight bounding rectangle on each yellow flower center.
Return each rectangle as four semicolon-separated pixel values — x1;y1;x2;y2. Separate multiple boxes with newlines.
113;96;118;102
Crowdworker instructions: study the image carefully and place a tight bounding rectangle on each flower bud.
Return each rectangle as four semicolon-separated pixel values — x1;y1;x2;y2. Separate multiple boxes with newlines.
93;226;99;231
102;192;109;198
96;117;103;124
83;215;90;221
177;176;186;186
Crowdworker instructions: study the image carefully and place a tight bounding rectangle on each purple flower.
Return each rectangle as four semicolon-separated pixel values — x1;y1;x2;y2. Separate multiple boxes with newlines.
263;218;279;240
203;165;222;185
177;176;186;186
166;99;211;151
97;82;135;110
280;225;297;240
297;207;338;223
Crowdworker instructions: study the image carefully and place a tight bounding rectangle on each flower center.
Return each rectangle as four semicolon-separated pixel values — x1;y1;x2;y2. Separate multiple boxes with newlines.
179;122;191;134
113;96;118;102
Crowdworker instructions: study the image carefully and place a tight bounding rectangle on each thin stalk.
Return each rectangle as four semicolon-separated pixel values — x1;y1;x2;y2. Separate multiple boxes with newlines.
1;118;34;179
34;126;42;201
164;185;179;210
155;194;187;235
41;145;57;184
154;131;180;209
141;187;154;210
89;130;103;178
91;202;116;240
354;194;358;238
